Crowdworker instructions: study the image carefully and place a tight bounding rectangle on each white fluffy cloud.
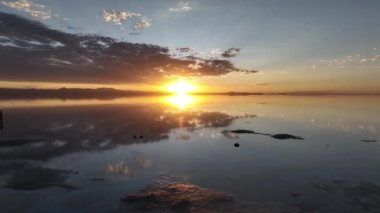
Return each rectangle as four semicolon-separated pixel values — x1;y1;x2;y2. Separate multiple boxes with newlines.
310;50;380;69
210;48;222;55
169;1;192;12
101;10;151;31
101;10;141;25
2;0;51;19
132;16;151;30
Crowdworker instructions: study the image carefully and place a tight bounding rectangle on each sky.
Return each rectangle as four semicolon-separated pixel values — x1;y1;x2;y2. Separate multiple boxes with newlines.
0;0;379;93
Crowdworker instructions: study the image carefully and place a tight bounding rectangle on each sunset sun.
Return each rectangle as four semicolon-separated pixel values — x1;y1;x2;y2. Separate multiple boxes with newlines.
167;81;195;95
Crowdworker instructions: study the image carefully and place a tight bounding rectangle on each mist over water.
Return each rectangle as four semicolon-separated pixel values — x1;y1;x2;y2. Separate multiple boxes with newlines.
0;95;379;212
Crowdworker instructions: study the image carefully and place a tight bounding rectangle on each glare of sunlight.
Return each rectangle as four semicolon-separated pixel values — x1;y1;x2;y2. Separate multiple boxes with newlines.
168;94;193;110
167;81;195;95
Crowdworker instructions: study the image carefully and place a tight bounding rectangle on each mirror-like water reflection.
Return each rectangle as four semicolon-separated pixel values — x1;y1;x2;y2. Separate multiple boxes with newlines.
0;95;379;212
168;94;194;110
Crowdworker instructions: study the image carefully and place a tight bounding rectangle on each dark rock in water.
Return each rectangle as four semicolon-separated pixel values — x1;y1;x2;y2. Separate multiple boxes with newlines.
123;183;234;212
223;129;304;140
0;138;46;147
270;134;304;140
4;167;77;190
361;139;377;143
234;143;240;147
229;129;256;134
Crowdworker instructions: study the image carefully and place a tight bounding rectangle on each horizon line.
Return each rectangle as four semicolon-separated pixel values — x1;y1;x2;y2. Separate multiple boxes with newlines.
0;87;380;97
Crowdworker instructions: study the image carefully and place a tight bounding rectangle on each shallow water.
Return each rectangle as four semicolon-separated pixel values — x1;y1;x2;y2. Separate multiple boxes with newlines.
0;95;379;212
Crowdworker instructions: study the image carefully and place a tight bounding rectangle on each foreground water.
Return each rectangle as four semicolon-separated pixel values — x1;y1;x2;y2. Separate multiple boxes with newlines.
0;95;379;212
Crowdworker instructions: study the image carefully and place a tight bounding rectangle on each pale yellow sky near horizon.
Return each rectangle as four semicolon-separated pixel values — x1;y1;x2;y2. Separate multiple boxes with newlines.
1;67;380;94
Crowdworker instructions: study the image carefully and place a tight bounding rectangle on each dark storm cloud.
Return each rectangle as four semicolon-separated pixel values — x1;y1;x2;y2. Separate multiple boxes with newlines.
0;12;257;84
222;48;240;58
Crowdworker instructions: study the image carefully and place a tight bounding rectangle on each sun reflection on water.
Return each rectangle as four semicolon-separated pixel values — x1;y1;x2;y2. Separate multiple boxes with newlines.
168;94;194;110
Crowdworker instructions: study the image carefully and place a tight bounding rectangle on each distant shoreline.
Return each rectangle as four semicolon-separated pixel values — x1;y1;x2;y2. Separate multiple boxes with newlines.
0;88;379;100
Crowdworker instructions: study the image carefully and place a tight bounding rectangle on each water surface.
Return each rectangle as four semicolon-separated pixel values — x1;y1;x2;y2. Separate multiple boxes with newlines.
0;95;379;212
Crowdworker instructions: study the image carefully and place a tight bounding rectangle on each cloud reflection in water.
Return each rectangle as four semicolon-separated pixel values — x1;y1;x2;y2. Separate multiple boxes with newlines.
0;102;241;161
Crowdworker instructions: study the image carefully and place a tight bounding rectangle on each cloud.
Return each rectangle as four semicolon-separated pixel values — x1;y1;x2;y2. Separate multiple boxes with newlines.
169;1;192;12
371;55;380;62
101;10;151;31
0;12;258;84
210;48;222;55
67;25;82;31
188;62;201;70
222;48;240;58
310;52;380;69
176;47;193;53
129;32;140;36
131;16;151;30
1;0;51;19
101;10;140;25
